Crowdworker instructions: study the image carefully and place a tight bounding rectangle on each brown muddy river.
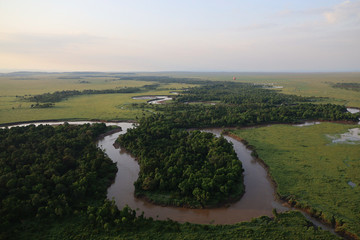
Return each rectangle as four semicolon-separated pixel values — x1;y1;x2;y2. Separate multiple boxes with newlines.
100;123;338;234
100;123;288;224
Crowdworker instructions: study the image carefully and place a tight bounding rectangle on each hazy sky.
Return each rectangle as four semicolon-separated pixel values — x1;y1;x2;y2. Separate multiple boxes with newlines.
1;0;359;72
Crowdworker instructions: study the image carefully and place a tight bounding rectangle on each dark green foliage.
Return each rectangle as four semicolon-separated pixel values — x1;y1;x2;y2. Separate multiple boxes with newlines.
143;84;160;90
30;103;55;108
117;115;244;207
0;123;117;233
144;82;358;128
152;103;357;128
176;82;310;105
22;87;142;103
86;200;143;231
12;210;339;240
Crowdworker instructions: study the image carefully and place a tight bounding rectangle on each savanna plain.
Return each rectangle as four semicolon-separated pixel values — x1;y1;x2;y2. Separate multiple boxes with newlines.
1;72;360;239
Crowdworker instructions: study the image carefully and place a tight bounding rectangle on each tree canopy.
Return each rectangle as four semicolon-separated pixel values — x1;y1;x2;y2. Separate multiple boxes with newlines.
0;123;117;231
117;115;244;207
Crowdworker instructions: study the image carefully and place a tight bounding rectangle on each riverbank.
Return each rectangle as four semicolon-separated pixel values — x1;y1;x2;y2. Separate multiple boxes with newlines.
133;182;245;209
222;130;282;193
223;131;340;234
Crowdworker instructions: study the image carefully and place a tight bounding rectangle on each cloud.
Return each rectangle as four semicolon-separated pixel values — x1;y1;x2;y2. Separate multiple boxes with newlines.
324;0;360;24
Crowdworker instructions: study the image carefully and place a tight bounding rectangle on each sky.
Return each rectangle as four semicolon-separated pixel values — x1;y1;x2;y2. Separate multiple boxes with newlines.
0;0;359;72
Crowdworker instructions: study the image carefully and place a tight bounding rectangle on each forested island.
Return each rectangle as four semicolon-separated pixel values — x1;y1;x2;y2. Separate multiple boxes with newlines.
117;115;244;207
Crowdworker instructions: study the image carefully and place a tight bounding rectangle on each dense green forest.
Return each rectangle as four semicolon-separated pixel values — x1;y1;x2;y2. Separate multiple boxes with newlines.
175;82;311;104
144;82;358;128
0;123;117;238
118;115;244;207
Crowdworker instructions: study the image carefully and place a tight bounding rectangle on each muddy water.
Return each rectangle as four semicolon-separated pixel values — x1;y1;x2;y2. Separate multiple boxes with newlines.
102;124;288;224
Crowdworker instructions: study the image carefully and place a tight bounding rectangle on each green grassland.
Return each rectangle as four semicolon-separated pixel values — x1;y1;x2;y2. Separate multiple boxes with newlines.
163;72;360;107
231;122;360;237
1;72;360;124
0;73;194;124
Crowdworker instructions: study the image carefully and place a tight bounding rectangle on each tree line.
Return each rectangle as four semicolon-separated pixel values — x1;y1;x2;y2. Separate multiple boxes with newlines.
145;82;359;128
332;82;360;92
20;87;142;103
175;82;312;105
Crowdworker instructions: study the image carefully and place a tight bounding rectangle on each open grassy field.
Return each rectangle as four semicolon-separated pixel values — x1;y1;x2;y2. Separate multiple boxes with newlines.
0;73;194;124
231;122;360;237
1;72;360;124
167;72;360;107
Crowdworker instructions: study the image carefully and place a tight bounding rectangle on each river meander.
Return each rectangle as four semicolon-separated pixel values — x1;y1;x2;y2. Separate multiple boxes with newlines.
2;120;336;233
100;124;288;224
99;123;337;234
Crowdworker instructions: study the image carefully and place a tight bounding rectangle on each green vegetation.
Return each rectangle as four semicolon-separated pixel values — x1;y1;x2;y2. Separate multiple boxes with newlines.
2;72;360;125
22;87;142;103
117;115;244;207
145;82;358;128
30;102;55;108
231;123;360;238
0;72;195;124
332;82;360;92
175;82;312;104
13;210;339;240
0;124;338;240
0;123;117;238
190;72;360;108
0;124;116;225
2;72;359;238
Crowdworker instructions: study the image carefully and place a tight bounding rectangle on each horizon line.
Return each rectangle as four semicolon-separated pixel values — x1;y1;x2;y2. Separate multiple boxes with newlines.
1;70;360;74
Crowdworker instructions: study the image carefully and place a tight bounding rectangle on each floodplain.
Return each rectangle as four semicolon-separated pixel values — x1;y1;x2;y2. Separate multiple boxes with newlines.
1;71;360;239
231;122;360;237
